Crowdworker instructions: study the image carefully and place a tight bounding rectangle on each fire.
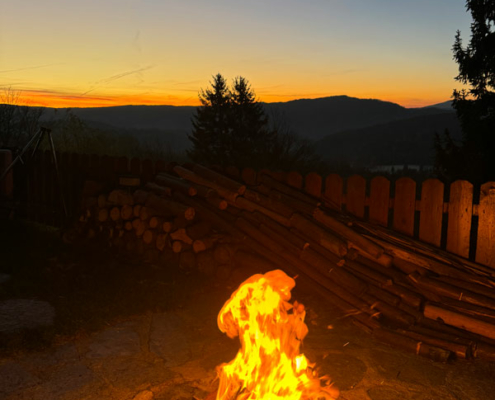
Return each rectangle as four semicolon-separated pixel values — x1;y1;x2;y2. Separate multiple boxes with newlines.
216;270;339;400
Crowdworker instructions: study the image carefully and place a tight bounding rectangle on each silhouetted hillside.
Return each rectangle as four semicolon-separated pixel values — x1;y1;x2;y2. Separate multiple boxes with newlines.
40;96;453;143
264;95;451;140
315;112;461;167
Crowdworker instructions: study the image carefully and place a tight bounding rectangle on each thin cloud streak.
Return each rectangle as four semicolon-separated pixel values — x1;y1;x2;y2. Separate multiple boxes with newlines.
82;65;154;95
0;63;64;74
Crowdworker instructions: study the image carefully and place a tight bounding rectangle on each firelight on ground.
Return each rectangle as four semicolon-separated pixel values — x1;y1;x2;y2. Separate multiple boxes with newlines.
215;270;339;400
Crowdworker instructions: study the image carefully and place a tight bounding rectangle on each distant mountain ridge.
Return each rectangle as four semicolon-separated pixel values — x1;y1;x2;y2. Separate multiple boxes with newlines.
39;95;453;143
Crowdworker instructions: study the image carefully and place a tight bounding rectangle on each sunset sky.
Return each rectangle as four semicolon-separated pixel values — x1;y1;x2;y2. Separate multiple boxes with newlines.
0;0;472;108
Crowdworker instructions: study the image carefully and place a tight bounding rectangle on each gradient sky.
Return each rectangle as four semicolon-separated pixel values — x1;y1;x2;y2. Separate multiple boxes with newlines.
0;0;473;108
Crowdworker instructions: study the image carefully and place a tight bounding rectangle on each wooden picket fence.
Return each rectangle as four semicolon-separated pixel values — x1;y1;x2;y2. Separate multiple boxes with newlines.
7;150;495;270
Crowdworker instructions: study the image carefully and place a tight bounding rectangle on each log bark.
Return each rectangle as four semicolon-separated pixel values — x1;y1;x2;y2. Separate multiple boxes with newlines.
145;182;172;197
408;272;495;310
373;327;453;362
170;228;193;245
121;204;133;220
313;208;384;259
110;206;121;222
186;220;213;240
142;229;156;245
185;163;246;195
290;213;347;257
156;233;169;251
133;189;149;205
243;188;294;218
173;165;239;202
193;234;220;253
424;303;495;340
269;189;317;215
156;173;197;196
234;196;291;227
260;174;320;205
146;193;196;220
108;189;134;206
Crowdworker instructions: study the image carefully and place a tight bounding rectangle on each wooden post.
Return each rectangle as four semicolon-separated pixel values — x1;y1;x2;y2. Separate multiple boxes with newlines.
476;182;495;267
304;172;322;199
287;171;303;189
369;176;390;227
419;179;444;247
324;173;343;210
446;180;473;259
346;175;366;218
393;177;416;237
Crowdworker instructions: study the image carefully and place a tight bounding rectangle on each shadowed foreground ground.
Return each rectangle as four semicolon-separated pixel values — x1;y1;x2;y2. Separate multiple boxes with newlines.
0;221;494;399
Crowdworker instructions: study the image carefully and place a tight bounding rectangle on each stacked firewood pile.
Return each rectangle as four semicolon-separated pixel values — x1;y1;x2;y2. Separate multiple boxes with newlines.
73;162;495;363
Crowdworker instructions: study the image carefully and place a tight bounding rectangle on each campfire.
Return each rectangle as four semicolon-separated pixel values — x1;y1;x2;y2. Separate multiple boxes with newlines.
213;270;339;400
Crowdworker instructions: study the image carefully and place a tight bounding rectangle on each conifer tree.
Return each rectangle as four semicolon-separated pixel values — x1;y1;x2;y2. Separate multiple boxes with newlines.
435;0;495;182
188;73;231;165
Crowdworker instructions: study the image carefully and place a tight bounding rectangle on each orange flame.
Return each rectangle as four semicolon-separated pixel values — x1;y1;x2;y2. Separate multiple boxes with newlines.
216;270;338;400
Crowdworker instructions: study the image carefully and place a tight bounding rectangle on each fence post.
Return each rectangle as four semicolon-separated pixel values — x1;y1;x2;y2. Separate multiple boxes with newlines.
346;174;366;218
324;173;343;211
369;176;390;227
287;171;303;189
305;172;322;199
393;177;416;237
476;182;495;267
446;180;473;259
419;179;444;247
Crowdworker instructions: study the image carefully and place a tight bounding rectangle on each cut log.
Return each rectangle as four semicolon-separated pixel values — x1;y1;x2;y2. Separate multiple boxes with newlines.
172;241;183;253
243;188;294;218
146;193;196;220
260;174;320;205
98;208;109;223
162;220;174;233
135;220;148;237
234;196;290;227
133;189;149;205
206;194;228;210
145;182;172;197
424;303;495;340
170;228;193;245
186;220;213;240
108;189;134;206
185;163;246;195
290;213;347;257
173;165;239;202
363;294;416;327
156;173;197;196
121;204;133;220
124;221;133;231
149;216;164;229
193;235;220;253
269;189;317;215
408;272;495;310
313;208;384;259
155;233;169;251
133;204;142;218
110;206;121;222
143;229;156;245
373;327;453;362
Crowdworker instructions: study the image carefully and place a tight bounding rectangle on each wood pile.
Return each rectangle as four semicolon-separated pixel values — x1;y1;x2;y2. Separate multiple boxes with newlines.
73;162;495;363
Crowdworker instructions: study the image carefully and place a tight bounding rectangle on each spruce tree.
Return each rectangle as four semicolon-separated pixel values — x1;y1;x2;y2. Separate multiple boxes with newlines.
436;0;495;182
188;73;231;165
229;76;276;168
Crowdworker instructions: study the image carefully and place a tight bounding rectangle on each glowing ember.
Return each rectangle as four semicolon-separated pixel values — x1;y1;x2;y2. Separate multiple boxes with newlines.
216;270;339;400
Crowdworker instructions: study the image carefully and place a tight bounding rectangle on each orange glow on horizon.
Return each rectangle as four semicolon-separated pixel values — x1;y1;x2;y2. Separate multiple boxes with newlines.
14;89;447;109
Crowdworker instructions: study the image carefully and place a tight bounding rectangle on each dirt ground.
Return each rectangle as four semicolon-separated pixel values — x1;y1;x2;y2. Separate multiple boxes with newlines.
1;221;494;399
